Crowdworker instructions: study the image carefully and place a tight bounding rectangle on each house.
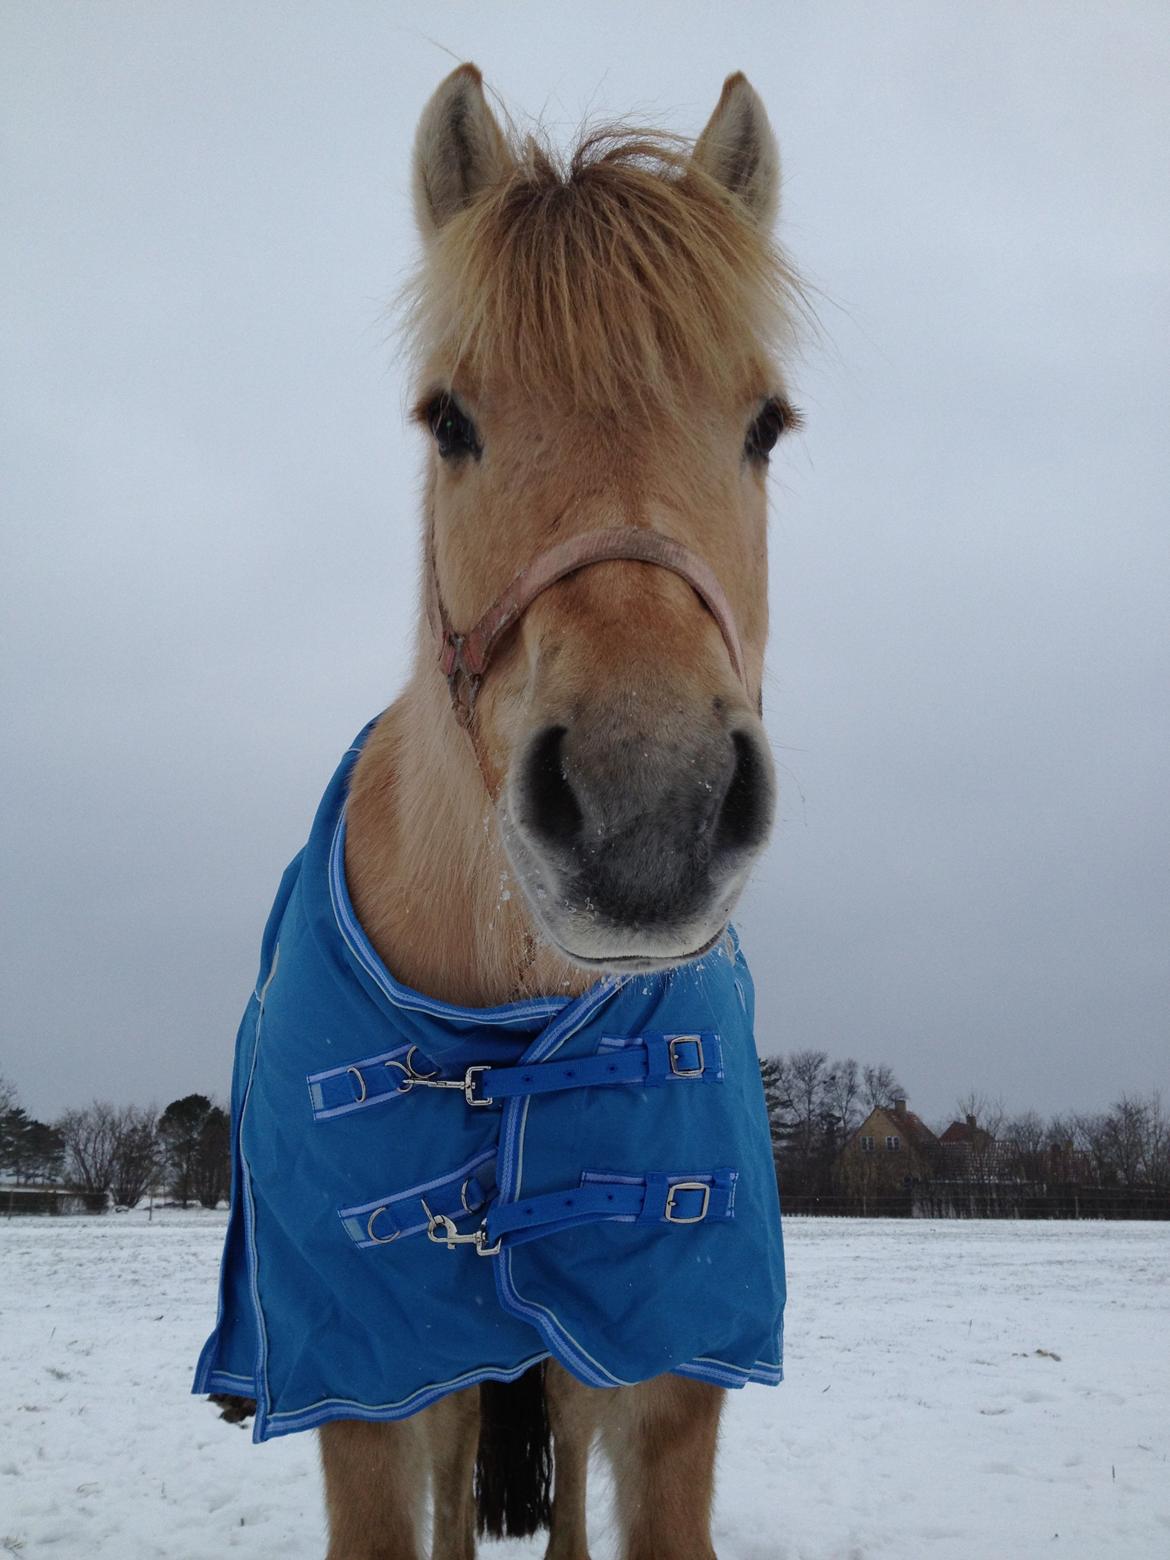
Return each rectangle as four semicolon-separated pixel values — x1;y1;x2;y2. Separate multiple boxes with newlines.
936;1112;1000;1181
939;1112;994;1152
837;1098;940;1199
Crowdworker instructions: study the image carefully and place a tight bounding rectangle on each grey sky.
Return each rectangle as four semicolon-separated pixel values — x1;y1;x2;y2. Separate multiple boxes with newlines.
2;3;1167;1127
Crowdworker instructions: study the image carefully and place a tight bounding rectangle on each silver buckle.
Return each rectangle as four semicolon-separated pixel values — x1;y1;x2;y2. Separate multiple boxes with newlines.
422;1202;502;1257
664;1181;711;1224
463;1065;494;1107
667;1035;705;1078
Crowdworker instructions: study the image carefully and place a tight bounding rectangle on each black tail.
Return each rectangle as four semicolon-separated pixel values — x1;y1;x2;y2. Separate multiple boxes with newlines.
474;1363;553;1539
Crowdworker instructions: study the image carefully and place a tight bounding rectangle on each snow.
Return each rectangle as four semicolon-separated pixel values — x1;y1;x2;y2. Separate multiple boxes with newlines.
1;1213;1167;1558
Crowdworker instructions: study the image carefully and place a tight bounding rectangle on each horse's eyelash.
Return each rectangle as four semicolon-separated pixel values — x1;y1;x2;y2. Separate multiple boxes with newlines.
410;391;448;426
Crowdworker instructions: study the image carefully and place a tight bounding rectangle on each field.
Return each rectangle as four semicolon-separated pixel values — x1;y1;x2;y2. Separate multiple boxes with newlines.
1;1213;1166;1558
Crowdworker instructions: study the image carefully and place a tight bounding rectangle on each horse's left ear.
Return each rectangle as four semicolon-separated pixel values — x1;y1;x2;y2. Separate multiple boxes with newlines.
413;63;513;239
692;73;780;230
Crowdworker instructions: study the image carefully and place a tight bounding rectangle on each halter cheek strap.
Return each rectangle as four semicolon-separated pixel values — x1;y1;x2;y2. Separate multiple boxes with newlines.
426;525;747;733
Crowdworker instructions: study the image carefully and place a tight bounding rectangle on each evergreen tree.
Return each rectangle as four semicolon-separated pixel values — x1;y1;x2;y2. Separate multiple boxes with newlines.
158;1094;213;1206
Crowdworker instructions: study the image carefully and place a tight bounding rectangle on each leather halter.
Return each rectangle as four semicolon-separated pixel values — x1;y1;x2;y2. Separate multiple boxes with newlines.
426;525;747;734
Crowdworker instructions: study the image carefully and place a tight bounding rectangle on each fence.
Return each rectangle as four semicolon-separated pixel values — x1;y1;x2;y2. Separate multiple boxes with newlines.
2;1185;103;1216
777;1180;1170;1220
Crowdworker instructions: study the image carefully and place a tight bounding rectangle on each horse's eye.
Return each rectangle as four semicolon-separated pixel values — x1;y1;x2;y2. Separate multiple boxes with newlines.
426;394;481;460
744;399;794;462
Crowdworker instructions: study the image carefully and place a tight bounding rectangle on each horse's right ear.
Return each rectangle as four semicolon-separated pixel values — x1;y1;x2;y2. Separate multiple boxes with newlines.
413;64;512;239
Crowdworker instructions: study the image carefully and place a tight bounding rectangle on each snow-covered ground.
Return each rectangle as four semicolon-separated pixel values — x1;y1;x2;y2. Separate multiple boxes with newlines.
0;1213;1166;1558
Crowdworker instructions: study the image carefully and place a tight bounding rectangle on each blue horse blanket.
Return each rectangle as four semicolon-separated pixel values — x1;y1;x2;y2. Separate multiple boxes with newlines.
193;722;785;1441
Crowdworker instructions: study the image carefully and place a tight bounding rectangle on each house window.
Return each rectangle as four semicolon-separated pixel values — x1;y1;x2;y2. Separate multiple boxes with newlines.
860;1135;874;1153
886;1135;900;1151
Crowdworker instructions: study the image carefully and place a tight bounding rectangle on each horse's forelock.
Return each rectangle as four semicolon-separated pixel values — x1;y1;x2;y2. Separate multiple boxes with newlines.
404;124;801;415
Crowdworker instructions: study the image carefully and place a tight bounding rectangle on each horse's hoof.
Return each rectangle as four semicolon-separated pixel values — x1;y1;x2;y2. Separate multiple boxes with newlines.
209;1392;256;1426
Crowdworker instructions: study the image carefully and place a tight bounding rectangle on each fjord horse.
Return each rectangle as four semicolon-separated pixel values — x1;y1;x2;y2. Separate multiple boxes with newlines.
323;63;799;1560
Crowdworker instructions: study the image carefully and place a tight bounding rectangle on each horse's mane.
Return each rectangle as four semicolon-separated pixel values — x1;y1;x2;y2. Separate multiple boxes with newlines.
405;125;801;414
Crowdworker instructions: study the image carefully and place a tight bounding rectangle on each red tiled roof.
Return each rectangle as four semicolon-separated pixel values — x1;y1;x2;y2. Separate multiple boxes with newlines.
940;1120;994;1147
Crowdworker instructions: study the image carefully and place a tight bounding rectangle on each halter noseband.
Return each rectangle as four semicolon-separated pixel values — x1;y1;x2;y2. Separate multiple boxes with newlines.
426;525;747;734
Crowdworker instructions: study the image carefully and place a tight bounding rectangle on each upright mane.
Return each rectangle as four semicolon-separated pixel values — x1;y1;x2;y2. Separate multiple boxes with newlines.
406;125;801;413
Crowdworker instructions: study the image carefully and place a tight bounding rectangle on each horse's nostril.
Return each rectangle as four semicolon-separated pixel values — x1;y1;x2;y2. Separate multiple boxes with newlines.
715;730;773;854
522;726;584;848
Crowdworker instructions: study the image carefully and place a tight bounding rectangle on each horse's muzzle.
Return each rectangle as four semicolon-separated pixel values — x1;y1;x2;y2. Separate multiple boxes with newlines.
503;706;775;968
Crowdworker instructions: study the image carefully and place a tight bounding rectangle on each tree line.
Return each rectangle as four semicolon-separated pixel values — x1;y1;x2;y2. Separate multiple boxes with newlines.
0;1074;230;1210
760;1049;1170;1218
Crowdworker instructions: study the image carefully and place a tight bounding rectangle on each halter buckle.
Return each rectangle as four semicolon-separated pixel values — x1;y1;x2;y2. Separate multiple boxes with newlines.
443;634;482;726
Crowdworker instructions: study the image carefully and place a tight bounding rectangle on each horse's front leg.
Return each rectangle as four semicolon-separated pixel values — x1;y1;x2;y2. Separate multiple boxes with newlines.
544;1362;602;1560
603;1377;724;1560
320;1418;427;1560
421;1388;480;1560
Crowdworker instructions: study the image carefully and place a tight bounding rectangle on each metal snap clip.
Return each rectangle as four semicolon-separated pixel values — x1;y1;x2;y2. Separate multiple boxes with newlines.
422;1199;501;1256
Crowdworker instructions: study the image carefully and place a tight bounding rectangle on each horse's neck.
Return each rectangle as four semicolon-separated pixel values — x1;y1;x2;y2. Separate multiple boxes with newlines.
343;679;587;1007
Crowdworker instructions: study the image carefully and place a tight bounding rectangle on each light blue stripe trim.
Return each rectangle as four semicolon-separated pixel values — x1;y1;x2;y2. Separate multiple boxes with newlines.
676;1358;784;1389
200;1354;781;1427
340;1147;497;1221
201;1370;256;1394
328;814;569;1027
261;1353;549;1437
339;1147;497;1249
307;1042;414;1121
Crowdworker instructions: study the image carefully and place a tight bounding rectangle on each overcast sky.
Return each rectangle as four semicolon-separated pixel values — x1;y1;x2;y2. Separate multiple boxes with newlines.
2;3;1167;1128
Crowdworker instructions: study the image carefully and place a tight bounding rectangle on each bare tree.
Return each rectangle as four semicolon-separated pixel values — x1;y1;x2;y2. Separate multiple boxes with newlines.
823;1057;861;1146
1074;1110;1111;1187
1046;1112;1080;1150
109;1106;160;1208
56;1102;120;1202
787;1050;830;1144
861;1063;904;1112
1143;1094;1170;1190
1098;1095;1168;1188
954;1091;1006;1138
1001;1109;1047;1183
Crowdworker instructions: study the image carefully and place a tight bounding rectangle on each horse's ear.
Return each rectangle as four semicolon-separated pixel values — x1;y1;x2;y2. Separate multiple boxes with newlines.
692;72;780;230
413;63;512;239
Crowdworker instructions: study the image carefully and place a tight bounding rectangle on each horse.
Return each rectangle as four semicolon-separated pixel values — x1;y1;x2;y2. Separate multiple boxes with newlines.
215;62;801;1560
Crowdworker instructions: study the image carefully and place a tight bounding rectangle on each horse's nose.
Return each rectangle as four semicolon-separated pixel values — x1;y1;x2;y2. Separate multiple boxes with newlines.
515;717;774;927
